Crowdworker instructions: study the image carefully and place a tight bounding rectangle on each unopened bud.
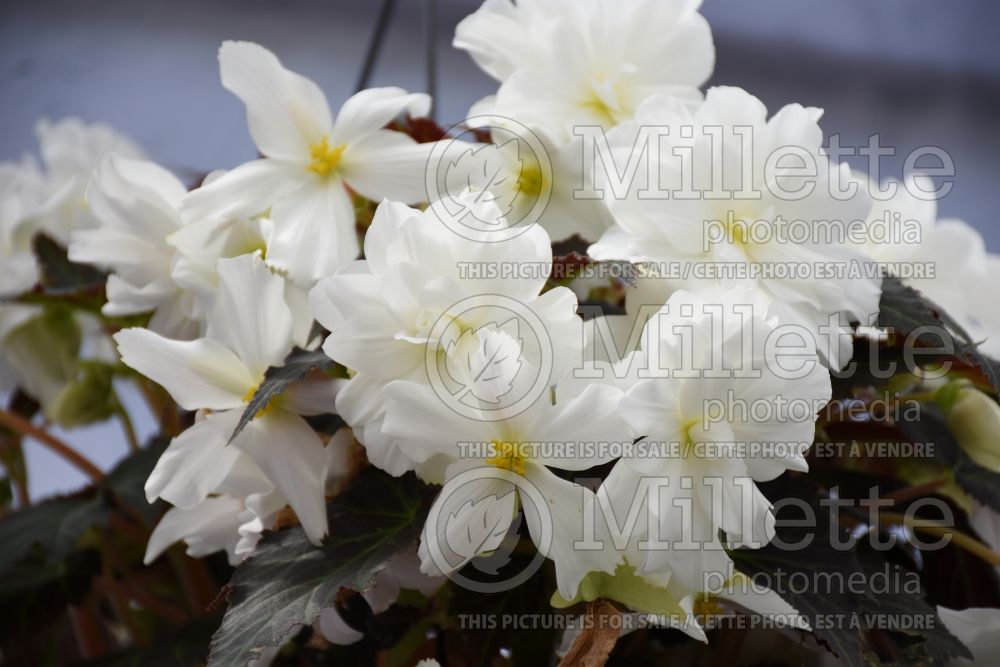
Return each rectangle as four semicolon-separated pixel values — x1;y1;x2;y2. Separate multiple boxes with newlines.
937;382;1000;472
49;361;118;428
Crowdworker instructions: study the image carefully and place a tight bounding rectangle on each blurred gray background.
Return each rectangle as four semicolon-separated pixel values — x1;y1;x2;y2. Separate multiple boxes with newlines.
3;0;999;498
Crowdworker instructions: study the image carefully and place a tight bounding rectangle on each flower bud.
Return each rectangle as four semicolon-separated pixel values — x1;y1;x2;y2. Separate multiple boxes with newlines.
937;382;1000;472
48;361;118;428
2;306;81;408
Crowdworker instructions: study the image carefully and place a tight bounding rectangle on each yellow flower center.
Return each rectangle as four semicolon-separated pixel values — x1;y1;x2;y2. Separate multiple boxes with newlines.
237;237;269;259
307;135;346;177
679;417;713;460
485;439;528;476
517;160;549;200
725;219;750;248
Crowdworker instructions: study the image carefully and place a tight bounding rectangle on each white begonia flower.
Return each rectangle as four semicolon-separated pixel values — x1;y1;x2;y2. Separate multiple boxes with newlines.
859;173;1000;356
0;156;48;297
33;117;145;243
144;461;288;566
145;425;359;566
67;155;197;337
165;171;313;345
590;287;831;571
309;196;583;477
380;343;634;600
589;87;881;369
115;254;341;545
438;126;613;243
145;495;248;565
559;460;810;644
454;0;714;141
317;551;444;645
181;41;443;285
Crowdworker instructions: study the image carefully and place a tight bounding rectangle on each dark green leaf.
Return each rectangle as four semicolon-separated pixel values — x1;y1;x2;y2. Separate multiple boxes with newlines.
104;437;170;524
208;468;434;667
728;477;867;667
0;437;169;573
229;347;334;444
0;489;109;571
877;275;1000;395
894;402;960;466
0;477;12;509
953;453;1000;512
877;276;963;348
0;439;174;659
0;548;102;647
855;546;972;665
448;548;560;666
32;233;106;295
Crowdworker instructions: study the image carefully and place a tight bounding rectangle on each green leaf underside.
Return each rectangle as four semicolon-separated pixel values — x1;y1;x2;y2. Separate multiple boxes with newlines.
229;347;334;444
207;468;434;667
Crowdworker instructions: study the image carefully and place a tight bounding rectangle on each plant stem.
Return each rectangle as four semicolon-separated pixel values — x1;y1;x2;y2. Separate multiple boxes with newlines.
0;409;104;482
885;478;948;502
69;600;110;659
115;396;141;452
880;511;1000;567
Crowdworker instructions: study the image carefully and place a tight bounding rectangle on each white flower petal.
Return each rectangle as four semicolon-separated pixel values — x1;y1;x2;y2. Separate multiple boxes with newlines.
341;131;436;204
207;254;294;379
234;410;328;545
145;409;244;508
180;158;301;225
318;607;364;645
266;179;359;285
115;328;253;411
281;376;345;416
522;464;598;600
418;463;516;576
219;41;333;159
144;496;245;564
331;88;430;145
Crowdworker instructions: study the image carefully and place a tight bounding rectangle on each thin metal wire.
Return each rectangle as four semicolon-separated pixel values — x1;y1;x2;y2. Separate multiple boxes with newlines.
424;0;438;119
354;0;398;93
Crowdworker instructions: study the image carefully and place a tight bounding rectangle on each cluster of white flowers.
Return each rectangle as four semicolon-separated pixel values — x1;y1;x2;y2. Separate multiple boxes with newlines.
3;0;999;647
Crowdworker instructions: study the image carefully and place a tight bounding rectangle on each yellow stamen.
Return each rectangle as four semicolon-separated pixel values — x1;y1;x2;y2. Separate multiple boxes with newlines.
485;439;527;476
307;135;346;177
